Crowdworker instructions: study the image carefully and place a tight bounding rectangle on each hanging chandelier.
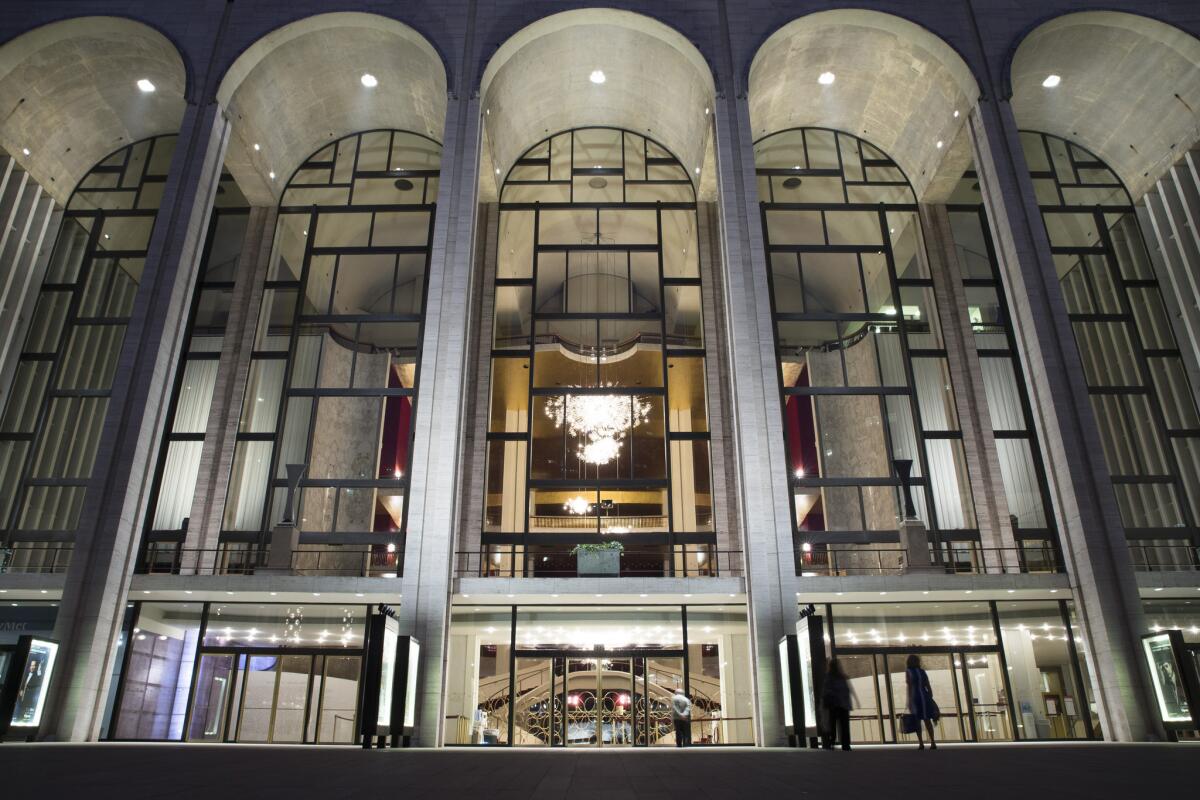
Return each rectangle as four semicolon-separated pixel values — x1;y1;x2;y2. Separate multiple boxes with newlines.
545;386;651;464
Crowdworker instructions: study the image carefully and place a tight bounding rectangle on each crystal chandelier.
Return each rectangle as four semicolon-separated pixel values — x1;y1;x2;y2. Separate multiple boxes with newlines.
563;495;592;515
545;386;651;464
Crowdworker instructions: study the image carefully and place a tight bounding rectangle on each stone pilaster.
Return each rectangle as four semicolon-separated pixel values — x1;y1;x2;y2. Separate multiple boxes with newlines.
43;101;231;741
967;99;1158;741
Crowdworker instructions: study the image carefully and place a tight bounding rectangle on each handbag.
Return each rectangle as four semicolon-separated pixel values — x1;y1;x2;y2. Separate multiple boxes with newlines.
901;713;918;734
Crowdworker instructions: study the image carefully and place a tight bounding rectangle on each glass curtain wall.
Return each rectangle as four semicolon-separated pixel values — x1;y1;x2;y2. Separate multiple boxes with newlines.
140;173;250;565
483;128;714;576
444;603;753;746
755;128;975;574
220;130;440;575
824;599;1095;741
109;601;367;743
945;171;1061;570
0;136;176;569
1021;131;1200;568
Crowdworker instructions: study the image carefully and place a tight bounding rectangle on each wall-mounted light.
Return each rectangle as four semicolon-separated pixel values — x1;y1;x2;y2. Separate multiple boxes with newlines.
589;70;606;84
361;73;378;88
818;72;835;85
1042;74;1061;88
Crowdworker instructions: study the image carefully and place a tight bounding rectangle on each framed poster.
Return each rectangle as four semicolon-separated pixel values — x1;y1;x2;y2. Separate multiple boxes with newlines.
0;636;60;739
1141;632;1193;726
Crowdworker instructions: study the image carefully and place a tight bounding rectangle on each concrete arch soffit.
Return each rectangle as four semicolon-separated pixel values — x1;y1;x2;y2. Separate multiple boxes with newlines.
1009;11;1200;199
479;9;716;200
749;9;981;202
217;12;448;205
0;16;188;203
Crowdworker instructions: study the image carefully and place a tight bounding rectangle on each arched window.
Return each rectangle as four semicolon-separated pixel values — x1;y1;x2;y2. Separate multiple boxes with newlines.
0;136;176;568
483;128;713;576
755;128;976;568
221;130;440;574
1021;131;1200;568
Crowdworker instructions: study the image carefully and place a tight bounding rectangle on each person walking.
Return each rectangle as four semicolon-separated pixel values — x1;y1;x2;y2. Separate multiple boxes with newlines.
671;687;693;747
905;654;938;750
821;658;855;751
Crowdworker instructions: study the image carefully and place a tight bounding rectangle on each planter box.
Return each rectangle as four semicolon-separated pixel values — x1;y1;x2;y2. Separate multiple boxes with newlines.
576;549;621;576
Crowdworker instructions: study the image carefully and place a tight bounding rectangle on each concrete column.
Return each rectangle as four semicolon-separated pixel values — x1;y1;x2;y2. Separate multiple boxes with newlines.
0;156;61;402
711;93;797;746
919;203;1017;561
43;101;230;741
400;94;483;746
185;206;277;563
966;98;1158;741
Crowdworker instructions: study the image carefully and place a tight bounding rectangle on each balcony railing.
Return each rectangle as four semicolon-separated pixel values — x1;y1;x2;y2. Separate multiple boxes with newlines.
1128;543;1200;572
0;543;73;574
138;543;402;577
797;543;1064;577
456;545;743;578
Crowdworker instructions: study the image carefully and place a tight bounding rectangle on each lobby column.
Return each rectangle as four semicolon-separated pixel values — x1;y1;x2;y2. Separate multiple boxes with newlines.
400;94;482;746
966;98;1158;741
43;101;230;741
711;91;797;747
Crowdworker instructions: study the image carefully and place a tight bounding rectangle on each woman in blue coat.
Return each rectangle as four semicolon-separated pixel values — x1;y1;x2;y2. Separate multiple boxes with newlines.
905;654;938;749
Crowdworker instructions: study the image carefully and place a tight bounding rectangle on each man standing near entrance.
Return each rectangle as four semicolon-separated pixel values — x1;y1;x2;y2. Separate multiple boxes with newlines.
671;687;692;747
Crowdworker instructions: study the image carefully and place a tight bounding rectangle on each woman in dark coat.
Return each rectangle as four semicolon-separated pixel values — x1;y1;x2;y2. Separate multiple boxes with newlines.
905;654;938;750
821;658;855;751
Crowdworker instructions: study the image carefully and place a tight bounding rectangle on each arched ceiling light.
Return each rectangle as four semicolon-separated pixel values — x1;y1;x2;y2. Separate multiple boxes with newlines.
589;70;606;84
1042;74;1061;88
818;71;835;85
136;78;156;93
361;73;378;88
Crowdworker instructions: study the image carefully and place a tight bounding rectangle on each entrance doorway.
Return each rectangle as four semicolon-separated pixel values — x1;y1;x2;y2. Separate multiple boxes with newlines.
185;652;362;743
835;649;1013;743
510;649;688;746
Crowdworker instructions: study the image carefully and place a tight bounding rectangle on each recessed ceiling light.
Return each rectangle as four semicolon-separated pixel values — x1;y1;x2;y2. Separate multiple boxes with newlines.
253;143;260;151
818;71;835;85
589;70;606;84
694;167;700;174
136;79;156;93
704;107;710;115
495;168;500;175
361;73;378;88
268;171;276;180
1042;74;1061;88
953;110;960;119
21;147;30;156
936;140;944;149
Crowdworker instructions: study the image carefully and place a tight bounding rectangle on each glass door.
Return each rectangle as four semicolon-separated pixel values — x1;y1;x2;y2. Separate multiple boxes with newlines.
565;657;598;746
962;652;1012;741
186;653;236;741
885;653;967;743
512;656;558;746
642;654;684;746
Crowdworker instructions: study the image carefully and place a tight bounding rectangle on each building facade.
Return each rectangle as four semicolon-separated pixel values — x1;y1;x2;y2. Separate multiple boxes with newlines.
0;0;1198;746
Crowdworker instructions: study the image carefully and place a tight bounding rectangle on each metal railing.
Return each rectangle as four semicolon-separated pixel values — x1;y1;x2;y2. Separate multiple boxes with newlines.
797;543;1063;577
0;543;73;574
138;543;403;577
456;545;743;578
1128;543;1200;572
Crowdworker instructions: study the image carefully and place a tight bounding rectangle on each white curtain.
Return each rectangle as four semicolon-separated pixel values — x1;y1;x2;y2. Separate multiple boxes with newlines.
151;441;204;531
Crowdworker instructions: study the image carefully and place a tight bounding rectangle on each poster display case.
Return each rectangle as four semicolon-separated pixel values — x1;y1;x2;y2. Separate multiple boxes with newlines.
1141;630;1199;736
0;636;60;740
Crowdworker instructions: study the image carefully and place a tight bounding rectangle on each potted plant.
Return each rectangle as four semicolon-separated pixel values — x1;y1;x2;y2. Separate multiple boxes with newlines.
572;541;624;576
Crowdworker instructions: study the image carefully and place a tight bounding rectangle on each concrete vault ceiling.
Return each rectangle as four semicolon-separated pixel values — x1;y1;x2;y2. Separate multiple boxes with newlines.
1011;11;1200;200
218;12;447;206
0;17;187;204
749;10;980;202
481;9;715;199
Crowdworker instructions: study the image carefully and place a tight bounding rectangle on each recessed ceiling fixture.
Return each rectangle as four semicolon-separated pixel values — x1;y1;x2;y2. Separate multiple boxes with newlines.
21;147;30;156
495;168;501;175
704;107;710;115
253;143;261;151
694;167;700;174
818;71;835;85
136;78;156;93
268;171;276;180
936;140;944;149
589;70;606;84
394;178;414;191
361;73;378;88
782;177;802;189
588;176;608;189
1042;74;1061;88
